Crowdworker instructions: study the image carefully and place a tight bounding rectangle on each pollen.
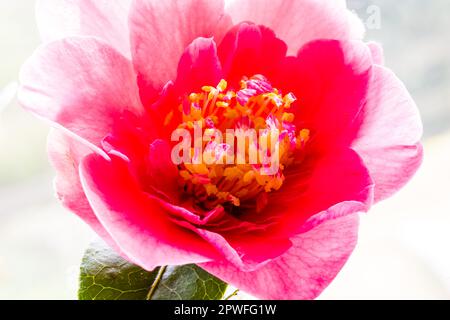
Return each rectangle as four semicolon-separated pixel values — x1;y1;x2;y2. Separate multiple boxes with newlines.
174;75;310;212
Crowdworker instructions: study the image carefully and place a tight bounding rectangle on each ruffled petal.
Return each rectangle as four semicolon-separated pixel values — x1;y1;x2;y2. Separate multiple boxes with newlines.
36;0;132;58
47;129;124;254
273;39;373;151
263;148;373;235
129;0;232;104
352;66;423;201
225;0;364;55
79;153;221;270
217;23;287;86
201;213;360;299
18;37;143;157
175;37;223;95
171;214;291;272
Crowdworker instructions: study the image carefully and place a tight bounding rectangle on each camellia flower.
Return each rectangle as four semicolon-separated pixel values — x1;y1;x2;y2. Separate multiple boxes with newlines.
19;0;423;299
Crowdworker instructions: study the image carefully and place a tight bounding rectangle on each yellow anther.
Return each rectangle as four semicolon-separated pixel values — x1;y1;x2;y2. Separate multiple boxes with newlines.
210;116;218;124
214;166;224;178
260;93;282;109
204;128;216;136
217;79;228;92
189;93;199;101
228;195;241;207
164;111;174;126
185;163;209;175
207;90;218;101
282;113;295;123
208;166;218;179
253;117;266;130
273;177;284;190
205;184;219;196
186;121;194;129
175;76;309;210
224;167;243;180
225;91;236;99
179;170;192;180
300;129;310;142
216;101;229;108
202;86;215;92
243;171;256;183
255;172;270;186
283;93;297;108
217;192;228;199
224;108;239;119
187;108;202;121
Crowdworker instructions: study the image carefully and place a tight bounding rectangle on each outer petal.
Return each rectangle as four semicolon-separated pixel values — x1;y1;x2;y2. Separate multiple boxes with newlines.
47;129;123;253
201;213;360;300
79;153;221;270
352;66;423;201
129;0;232;104
367;41;384;65
18;37;143;157
225;0;365;55
36;0;132;58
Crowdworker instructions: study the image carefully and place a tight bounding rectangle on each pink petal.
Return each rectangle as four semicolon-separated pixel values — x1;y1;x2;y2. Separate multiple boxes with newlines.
367;41;384;65
18;37;143;157
47;129;124;254
175;37;223;94
36;0;132;58
225;0;365;55
79;153;221;270
129;0;232;104
352;66;423;201
201;213;360;300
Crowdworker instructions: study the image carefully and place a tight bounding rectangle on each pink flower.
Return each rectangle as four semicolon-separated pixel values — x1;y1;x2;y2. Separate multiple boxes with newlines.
19;0;423;299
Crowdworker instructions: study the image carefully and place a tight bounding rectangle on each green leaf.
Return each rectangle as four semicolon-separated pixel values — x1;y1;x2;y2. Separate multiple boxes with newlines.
149;265;227;300
78;239;228;300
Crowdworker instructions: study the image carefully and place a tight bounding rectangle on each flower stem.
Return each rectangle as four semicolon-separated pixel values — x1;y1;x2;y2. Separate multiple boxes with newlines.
146;266;167;300
224;289;240;300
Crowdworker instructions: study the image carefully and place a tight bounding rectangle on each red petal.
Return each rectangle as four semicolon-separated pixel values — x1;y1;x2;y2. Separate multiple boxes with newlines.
218;23;287;86
79;154;221;270
175;38;223;95
273;40;373;151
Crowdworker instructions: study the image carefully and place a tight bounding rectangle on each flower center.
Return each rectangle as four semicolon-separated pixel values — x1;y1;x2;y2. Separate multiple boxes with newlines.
169;75;309;212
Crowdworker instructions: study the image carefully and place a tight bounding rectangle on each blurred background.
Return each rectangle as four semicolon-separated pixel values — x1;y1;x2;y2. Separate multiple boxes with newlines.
0;0;449;299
